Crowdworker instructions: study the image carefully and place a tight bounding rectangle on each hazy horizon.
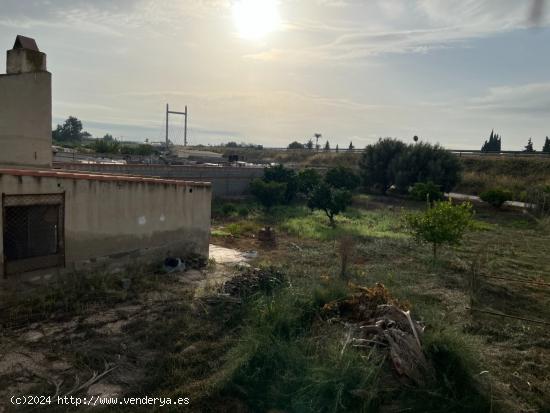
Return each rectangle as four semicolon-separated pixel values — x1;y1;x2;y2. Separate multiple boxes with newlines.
1;0;549;150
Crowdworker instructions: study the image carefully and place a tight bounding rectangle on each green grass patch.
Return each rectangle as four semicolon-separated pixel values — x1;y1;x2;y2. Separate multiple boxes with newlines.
273;205;408;241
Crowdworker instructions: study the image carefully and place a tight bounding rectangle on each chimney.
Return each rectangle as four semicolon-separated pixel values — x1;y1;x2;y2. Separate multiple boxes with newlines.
6;35;47;74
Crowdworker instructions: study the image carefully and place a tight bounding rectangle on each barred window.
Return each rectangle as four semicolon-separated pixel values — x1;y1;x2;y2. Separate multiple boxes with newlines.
2;193;65;275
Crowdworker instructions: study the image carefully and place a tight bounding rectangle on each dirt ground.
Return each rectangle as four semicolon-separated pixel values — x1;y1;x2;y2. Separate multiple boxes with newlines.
0;245;250;413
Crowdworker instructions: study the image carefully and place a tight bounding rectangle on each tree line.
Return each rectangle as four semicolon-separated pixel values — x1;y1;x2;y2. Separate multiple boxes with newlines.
481;130;550;153
52;116;157;156
287;133;355;151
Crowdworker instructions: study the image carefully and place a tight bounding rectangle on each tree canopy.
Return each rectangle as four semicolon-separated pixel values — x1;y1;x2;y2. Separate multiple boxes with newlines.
52;116;90;143
288;141;305;149
359;138;461;193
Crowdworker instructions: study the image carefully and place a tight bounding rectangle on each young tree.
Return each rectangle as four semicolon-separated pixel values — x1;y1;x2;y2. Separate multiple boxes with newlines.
348;141;354;151
325;166;360;191
250;179;286;210
524;138;535;153
406;200;473;259
288;141;305;149
480;189;513;209
324;140;330;151
409;182;444;202
264;164;298;203
335;144;339;152
307;182;352;227
297;168;322;195
542;136;550;153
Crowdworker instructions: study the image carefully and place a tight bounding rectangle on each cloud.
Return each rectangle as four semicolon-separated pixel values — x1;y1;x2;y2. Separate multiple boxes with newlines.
248;0;550;63
0;0;230;35
467;82;550;115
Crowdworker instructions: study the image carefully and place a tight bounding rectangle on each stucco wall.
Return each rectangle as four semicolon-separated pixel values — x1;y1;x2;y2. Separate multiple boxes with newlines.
0;71;52;168
0;171;211;276
55;163;265;198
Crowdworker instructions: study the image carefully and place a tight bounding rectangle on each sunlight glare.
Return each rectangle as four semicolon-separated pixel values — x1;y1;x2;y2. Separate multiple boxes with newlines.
232;0;281;40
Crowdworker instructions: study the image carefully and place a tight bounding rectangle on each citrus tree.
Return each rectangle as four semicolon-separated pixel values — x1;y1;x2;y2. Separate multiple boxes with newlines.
406;200;473;259
307;182;352;227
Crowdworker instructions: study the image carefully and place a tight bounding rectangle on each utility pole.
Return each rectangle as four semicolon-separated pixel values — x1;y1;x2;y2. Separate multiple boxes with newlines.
184;105;188;147
165;103;189;149
165;104;169;149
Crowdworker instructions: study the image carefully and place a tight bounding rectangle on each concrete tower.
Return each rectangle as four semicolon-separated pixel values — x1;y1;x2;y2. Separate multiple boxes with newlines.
0;35;52;168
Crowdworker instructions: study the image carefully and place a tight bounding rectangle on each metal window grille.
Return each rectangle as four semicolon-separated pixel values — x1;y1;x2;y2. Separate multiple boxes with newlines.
2;193;65;275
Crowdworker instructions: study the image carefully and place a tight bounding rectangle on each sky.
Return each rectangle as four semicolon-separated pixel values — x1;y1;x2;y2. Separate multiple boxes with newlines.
1;0;549;150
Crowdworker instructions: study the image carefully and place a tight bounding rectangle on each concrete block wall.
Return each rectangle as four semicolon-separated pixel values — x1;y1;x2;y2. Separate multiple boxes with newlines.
55;164;266;198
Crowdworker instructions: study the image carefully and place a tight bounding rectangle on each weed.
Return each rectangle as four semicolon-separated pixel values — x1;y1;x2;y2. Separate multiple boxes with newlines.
222;284;383;413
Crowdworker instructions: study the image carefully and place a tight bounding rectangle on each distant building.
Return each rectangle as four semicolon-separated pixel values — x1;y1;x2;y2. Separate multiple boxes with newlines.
0;36;211;279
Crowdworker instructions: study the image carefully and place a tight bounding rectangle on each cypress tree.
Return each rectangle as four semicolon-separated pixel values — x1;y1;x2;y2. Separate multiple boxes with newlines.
542;137;550;153
481;130;502;152
524;138;535;153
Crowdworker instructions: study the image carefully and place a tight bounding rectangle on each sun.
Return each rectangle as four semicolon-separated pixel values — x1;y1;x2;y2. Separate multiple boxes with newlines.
232;0;281;40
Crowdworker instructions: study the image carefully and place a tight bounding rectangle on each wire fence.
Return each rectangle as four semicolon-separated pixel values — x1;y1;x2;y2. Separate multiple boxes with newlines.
469;255;550;328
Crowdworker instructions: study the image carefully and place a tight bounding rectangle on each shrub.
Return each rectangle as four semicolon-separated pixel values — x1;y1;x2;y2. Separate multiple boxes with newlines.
406;200;473;259
307;182;353;227
237;206;249;217
250;179;287;210
297;168;322;195
480;188;513;208
264;164;298;203
221;203;237;216
359;139;461;193
400;327;491;412
325;166;360;191
409;182;444;202
359;138;406;192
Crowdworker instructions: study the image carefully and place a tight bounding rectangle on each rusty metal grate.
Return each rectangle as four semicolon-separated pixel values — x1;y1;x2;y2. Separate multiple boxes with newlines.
2;193;65;275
